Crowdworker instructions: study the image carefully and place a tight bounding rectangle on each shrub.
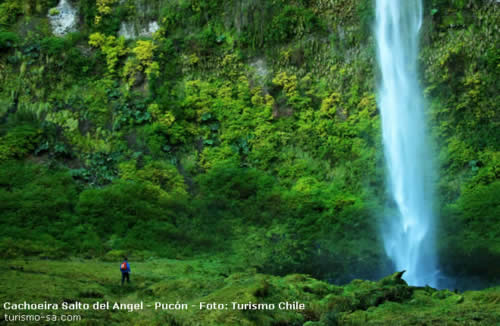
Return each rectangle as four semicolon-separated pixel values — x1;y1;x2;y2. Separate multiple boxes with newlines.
75;180;183;251
0;30;18;50
267;5;320;43
89;32;128;74
0;125;42;162
40;37;69;56
0;1;22;27
0;162;78;257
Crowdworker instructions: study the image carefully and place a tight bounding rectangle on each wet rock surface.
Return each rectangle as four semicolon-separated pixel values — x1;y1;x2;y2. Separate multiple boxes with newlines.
48;0;78;36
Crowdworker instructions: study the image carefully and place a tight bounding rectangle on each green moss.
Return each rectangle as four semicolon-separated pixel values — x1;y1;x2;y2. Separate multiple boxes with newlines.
0;125;42;161
0;259;498;325
0;0;497;315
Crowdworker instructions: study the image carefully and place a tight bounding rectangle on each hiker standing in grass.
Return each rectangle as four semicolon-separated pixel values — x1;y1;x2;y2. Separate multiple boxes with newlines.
120;257;131;285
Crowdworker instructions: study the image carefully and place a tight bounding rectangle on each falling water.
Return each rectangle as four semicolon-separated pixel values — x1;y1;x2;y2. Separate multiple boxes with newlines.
375;0;438;286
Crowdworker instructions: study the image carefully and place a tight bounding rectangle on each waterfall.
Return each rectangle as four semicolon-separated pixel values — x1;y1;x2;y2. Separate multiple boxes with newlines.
375;0;438;286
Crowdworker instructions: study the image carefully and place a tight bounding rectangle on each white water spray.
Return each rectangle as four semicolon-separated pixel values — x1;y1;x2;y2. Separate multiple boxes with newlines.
375;0;438;286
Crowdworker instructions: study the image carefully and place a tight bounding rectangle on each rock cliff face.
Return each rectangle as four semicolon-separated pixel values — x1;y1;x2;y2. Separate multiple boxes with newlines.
48;0;78;36
117;0;161;39
119;20;159;39
0;0;498;292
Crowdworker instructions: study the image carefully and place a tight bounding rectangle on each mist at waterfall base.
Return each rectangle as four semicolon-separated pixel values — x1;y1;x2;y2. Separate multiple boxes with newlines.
375;0;440;287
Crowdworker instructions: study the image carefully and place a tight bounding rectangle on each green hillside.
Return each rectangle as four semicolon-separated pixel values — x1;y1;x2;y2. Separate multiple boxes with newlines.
0;0;498;324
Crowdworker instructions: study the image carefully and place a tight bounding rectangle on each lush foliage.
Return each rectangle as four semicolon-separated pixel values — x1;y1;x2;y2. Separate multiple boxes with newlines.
0;259;498;325
0;0;498;289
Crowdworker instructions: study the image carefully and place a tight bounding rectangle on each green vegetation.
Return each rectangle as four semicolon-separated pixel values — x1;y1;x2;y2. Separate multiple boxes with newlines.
0;0;498;324
0;259;498;325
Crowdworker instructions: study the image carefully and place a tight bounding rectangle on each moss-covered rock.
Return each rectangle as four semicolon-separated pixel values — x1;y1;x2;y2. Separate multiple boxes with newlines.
1;259;498;325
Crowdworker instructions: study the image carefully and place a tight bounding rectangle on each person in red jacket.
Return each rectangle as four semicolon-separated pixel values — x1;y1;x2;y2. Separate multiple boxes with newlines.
120;257;131;285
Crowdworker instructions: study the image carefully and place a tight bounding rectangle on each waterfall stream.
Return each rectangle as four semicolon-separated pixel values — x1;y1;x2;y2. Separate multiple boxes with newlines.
375;0;438;287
